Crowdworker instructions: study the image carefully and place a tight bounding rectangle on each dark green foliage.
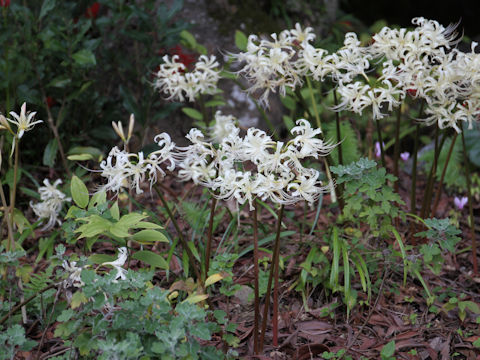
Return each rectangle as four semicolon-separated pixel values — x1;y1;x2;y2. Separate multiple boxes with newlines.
420;136;465;189
324;120;360;166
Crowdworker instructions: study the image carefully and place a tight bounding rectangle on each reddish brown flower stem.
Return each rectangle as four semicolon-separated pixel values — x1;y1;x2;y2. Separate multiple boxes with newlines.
259;204;284;351
431;131;458;216
461;130;478;274
252;200;260;354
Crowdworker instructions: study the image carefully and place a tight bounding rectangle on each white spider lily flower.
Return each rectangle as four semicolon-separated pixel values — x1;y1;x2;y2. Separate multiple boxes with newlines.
30;179;71;231
62;260;86;288
289;119;336;158
100;132;177;194
287;169;325;205
8;102;43;139
154;54;220;102
210;111;239;143
102;247;128;282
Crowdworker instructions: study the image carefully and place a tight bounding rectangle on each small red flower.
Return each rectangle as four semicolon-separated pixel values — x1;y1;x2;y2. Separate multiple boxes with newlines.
46;96;56;108
0;0;10;7
407;89;417;97
169;45;196;69
85;2;100;19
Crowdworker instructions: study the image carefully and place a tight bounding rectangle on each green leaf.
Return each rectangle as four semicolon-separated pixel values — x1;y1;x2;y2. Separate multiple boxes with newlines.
132;230;168;243
234;30;248;51
70;176;89;208
72;49;96;67
182;107;203;120
180;30;197;48
39;0;55;20
110;201;120;221
43;138;58;168
88;254;116;264
381;340;395;358
132;250;169;270
75;215;111;238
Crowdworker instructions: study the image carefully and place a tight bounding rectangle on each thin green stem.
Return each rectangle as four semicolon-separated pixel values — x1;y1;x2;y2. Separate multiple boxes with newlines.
461;130;478;274
305;77;321;130
154;186;202;282
393;106;402;193
7;137;19;251
204;195;217;280
259;204;284;351
252;200;260;354
409;124;420;245
431;132;457;216
333;90;343;165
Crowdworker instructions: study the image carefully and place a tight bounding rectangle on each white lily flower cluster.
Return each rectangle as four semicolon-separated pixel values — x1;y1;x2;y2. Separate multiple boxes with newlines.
209;110;239;143
236;18;480;131
30;179;71;231
367;17;480;132
153;54;221;102
177;118;335;210
233;24;314;106
99;133;176;194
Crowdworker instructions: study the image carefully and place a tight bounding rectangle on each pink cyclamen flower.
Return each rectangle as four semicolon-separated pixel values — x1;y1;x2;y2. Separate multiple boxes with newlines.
454;196;468;210
400;152;410;161
375;141;384;158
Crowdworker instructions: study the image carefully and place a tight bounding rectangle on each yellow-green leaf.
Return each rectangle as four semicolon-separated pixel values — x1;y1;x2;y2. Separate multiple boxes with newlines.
71;291;88;309
205;273;224;287
183;293;209;304
71;176;89;208
132;230;168;243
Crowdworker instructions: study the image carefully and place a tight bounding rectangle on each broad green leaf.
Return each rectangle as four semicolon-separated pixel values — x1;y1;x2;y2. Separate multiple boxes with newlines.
43;138;58;168
136;221;163;229
39;0;55;19
381;340;395;358
72;49;96;67
132;250;168;270
75;215;111;238
132;230;168;243
180;30;197;48
88;254;116;264
182;107;203;120
234;30;248;51
71;176;89;208
110;201;120;220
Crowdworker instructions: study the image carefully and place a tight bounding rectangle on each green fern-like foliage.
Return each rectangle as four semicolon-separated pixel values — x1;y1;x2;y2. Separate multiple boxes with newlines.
324;120;360;166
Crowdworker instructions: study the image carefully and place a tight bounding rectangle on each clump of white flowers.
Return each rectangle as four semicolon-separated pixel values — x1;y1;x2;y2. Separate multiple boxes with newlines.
153;54;221;102
30;179;71;231
234;18;480;131
99;133;176;194
177;117;335;210
209;110;239;143
232;24;314;106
